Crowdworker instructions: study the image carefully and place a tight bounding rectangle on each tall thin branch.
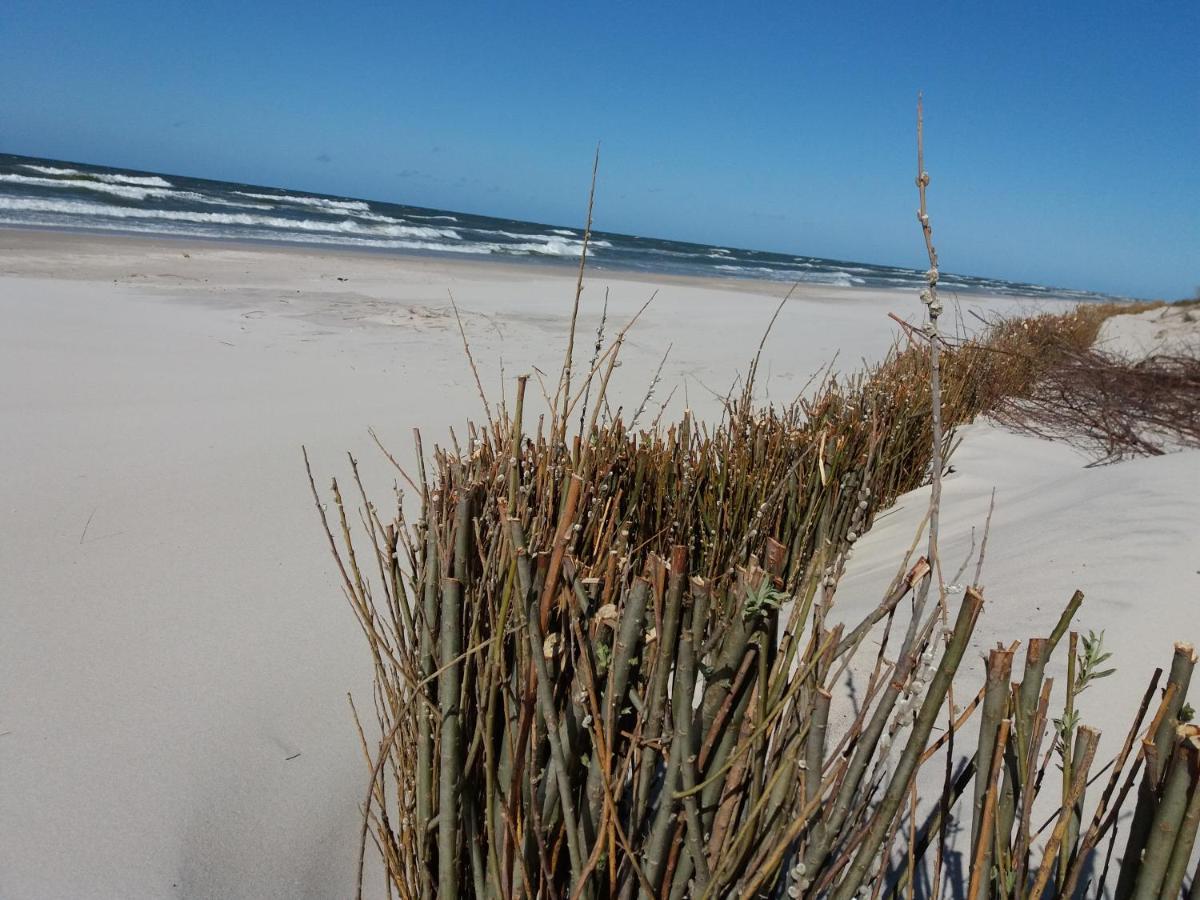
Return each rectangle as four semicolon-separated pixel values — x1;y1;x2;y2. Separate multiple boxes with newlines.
897;92;948;665
558;144;601;437
917;94;944;573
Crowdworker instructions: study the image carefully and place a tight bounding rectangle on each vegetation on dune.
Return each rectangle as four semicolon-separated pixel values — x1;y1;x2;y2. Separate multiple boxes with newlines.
309;105;1199;898
987;306;1200;464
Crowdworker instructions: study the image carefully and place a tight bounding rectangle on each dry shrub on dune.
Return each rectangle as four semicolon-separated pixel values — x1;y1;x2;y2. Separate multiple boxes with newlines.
991;341;1200;465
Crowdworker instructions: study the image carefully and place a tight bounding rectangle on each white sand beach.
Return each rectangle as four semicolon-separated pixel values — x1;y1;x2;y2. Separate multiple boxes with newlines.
1;230;1196;898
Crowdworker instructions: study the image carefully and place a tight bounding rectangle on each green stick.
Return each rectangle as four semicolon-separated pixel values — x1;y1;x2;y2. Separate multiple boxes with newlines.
1130;728;1197;900
1157;730;1200;900
831;587;984;900
1117;642;1196;900
438;575;464;899
972;647;1014;900
417;509;439;899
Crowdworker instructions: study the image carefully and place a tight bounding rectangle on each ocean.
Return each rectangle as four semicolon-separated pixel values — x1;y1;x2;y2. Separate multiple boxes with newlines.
0;153;1107;301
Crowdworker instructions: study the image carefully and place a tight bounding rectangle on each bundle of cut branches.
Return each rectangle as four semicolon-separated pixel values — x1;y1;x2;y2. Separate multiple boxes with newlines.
310;107;1197;898
308;301;1198;898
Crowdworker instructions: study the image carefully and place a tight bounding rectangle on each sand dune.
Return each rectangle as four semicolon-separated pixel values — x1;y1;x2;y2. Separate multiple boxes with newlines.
0;230;1194;898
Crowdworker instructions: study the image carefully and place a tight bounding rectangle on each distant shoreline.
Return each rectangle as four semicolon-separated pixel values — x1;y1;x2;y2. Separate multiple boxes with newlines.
0;224;936;305
0;220;584;276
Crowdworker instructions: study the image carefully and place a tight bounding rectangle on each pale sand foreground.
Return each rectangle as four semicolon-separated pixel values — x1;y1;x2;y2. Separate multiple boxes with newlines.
0;230;1195;898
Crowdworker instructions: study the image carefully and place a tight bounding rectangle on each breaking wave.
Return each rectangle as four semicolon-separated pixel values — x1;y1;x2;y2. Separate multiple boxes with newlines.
0;173;273;208
20;164;174;188
0;196;461;240
712;263;865;286
233;191;371;214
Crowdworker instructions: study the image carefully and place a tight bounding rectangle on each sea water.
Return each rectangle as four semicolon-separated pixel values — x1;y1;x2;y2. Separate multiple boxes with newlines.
0;153;1110;301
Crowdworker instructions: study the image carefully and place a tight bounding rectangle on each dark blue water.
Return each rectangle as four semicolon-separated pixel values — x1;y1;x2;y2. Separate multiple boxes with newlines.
0;153;1109;301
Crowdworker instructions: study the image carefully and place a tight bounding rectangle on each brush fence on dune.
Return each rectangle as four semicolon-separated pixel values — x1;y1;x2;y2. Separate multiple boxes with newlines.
311;302;1197;899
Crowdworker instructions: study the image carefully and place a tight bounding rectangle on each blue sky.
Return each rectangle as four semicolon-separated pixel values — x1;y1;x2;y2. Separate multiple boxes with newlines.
2;1;1196;298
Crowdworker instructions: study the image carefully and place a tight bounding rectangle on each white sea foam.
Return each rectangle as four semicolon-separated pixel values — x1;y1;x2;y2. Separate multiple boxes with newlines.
0;174;274;209
495;238;590;257
233;191;373;214
712;263;864;286
476;229;613;252
0;210;483;255
230;190;428;226
0;196;461;240
0;199;607;261
0;206;557;260
408;214;459;222
549;229;576;237
3;173;164;201
20;164;173;188
611;243;709;261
